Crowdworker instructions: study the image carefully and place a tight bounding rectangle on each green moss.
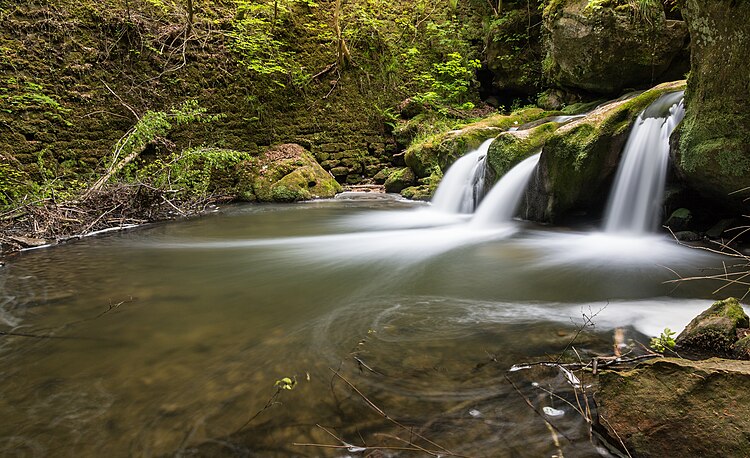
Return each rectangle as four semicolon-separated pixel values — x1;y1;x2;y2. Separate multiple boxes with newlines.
487;122;558;179
404;107;555;179
676;297;749;355
532;81;686;221
400;185;432;201
249;144;341;202
384;167;416;193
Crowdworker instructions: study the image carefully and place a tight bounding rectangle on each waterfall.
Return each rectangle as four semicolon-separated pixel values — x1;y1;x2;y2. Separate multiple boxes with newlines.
431;138;492;213
470;152;541;226
604;92;685;234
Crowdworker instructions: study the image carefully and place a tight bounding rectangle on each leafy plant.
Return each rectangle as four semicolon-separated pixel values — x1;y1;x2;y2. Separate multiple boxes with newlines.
650;328;676;353
274;376;297;390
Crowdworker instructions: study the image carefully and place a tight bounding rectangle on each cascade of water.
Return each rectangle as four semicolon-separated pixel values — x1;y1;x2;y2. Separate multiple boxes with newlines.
604;92;685;234
431;139;492;213
470;152;541;226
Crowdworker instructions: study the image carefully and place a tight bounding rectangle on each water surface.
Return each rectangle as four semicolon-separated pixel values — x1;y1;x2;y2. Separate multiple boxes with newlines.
0;198;736;457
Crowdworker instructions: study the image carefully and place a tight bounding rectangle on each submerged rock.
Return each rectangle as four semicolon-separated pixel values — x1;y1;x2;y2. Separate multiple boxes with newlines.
542;0;689;94
596;357;750;457
244;143;342;202
675;297;749;357
674;0;750;211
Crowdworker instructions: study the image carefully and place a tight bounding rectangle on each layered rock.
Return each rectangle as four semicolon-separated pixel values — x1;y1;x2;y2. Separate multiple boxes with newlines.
674;0;750;211
542;0;689;94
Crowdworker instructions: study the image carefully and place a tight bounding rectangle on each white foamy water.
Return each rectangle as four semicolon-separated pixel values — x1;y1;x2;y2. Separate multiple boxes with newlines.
431;138;493;213
471;152;541;226
604;92;685;234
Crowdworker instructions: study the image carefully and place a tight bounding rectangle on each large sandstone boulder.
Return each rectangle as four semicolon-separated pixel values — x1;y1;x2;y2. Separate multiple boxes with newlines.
673;0;750;211
596;357;750;457
542;0;689;94
526;81;685;223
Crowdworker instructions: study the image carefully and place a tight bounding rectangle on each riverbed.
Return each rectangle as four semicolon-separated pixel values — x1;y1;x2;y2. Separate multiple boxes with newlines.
0;196;735;457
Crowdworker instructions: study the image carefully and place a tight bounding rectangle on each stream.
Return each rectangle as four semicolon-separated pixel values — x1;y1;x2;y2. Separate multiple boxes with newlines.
0;196;738;457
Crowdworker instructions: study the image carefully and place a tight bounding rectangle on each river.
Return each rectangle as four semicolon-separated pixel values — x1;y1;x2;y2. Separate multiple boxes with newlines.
0;196;736;456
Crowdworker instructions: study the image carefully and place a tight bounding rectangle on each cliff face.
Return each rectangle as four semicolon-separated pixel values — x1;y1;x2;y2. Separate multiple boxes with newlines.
675;0;750;210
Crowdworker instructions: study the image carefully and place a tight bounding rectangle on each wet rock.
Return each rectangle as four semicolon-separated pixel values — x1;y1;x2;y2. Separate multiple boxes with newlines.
596;357;750;458
542;0;689;94
665;208;692;231
527;81;686;223
673;231;701;242
675;297;749;357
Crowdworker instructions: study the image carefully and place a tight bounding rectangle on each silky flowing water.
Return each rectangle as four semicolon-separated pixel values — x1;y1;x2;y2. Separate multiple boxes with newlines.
0;198;740;457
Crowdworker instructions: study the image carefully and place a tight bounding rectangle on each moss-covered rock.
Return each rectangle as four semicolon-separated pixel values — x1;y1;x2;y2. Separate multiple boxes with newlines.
383;167;415;193
400;185;432;201
526;80;686;223
676;297;749;357
665;207;693;231
674;0;750;211
245;143;341;202
542;0;689;94
596;357;750;457
403;108;551;179
486;122;559;182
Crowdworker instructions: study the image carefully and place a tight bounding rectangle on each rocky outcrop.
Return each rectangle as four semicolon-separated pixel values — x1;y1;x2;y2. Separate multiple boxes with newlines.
673;0;750;211
401;108;553;201
244;143;341;202
596;357;750;458
526;81;685;223
542;0;689;94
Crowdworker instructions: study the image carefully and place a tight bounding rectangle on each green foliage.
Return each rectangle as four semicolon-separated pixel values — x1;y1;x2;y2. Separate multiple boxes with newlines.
130;147;250;197
650;328;676;353
412;52;480;111
229;1;308;89
111;100;222;169
0;162;31;207
274;376;297;390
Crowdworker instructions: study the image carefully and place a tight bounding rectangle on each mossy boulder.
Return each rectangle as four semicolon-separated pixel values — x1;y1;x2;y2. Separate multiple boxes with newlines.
526;81;685;223
596;357;750;457
542;0;689;94
383;167;415;193
665;207;693;231
245;143;341;202
674;0;750;211
400;185;432;201
676;297;749;357
403;108;551;179
486;122;559;183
